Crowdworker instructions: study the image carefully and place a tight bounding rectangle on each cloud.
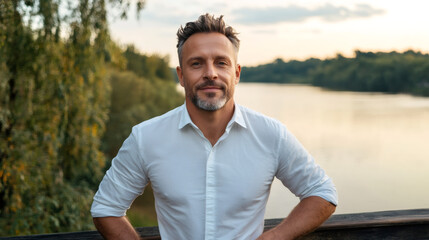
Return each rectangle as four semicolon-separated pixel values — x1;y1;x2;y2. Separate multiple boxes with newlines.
232;3;385;25
138;1;231;26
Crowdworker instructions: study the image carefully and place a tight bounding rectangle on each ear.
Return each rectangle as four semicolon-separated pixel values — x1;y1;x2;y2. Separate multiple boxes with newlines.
176;66;184;87
235;64;241;85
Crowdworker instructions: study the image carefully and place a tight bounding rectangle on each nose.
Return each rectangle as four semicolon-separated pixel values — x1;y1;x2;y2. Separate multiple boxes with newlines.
203;63;218;80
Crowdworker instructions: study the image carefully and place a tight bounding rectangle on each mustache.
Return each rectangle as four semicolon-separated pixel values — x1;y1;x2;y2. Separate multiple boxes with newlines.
195;81;226;90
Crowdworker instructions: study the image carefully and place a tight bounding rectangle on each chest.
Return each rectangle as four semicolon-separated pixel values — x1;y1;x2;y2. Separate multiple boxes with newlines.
144;133;278;207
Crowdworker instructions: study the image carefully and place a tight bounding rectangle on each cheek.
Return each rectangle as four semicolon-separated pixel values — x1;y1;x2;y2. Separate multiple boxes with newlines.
226;72;239;85
183;71;201;84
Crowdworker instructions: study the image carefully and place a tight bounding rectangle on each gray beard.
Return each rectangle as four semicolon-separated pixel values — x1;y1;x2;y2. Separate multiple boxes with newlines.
187;80;229;111
193;95;227;111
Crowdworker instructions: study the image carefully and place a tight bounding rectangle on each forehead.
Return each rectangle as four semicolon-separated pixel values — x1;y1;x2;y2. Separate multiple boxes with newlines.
181;32;236;60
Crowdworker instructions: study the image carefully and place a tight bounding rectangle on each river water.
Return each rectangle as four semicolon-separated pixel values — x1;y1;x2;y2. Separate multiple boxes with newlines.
234;83;429;218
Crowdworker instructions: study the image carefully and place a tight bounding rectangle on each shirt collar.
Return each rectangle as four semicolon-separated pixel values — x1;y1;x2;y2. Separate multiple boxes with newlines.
178;103;192;129
178;102;247;130
229;103;247;129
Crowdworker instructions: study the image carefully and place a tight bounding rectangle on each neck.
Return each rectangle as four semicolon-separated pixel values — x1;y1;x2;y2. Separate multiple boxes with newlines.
186;99;235;146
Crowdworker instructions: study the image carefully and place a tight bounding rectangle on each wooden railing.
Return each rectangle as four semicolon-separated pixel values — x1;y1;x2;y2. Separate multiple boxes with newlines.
2;209;429;239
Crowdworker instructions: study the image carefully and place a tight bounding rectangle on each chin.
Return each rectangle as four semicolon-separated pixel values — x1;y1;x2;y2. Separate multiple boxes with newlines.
194;98;227;111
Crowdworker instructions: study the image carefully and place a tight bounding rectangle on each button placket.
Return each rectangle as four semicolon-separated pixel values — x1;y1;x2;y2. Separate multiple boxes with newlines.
191;124;233;239
204;146;216;239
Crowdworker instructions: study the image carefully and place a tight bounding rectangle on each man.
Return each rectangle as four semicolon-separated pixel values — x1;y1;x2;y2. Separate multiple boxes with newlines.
91;14;338;240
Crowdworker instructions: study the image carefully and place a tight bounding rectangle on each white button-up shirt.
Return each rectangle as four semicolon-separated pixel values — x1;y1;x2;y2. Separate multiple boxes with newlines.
91;104;338;240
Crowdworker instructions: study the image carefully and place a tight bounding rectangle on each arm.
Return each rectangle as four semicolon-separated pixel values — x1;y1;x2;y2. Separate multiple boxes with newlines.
93;216;141;240
91;131;149;239
257;196;335;240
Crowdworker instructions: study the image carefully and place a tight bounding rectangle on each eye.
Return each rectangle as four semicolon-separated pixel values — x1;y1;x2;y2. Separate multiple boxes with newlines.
191;61;201;67
217;60;228;66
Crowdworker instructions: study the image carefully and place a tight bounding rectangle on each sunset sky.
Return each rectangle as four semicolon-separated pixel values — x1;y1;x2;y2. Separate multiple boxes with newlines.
109;0;429;67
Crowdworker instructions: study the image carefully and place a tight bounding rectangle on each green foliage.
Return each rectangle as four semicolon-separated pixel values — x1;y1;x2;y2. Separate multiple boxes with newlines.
312;50;429;96
0;0;144;236
102;46;183;163
126;184;158;227
240;50;429;96
123;45;173;82
101;47;183;228
241;58;322;84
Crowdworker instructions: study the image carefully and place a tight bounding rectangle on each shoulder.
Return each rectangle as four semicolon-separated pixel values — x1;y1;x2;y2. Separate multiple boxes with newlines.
238;105;285;130
236;105;292;160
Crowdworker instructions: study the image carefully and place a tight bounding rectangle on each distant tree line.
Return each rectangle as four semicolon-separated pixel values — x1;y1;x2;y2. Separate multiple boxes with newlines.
0;0;182;236
241;50;429;96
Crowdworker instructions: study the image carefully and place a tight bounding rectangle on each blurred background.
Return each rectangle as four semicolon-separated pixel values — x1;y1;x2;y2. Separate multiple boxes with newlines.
1;0;428;237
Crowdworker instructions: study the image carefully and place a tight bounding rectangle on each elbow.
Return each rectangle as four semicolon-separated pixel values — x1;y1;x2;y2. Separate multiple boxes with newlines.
93;217;103;230
328;202;336;216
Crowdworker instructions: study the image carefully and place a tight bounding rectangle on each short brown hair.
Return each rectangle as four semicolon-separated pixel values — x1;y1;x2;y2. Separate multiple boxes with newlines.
176;13;240;66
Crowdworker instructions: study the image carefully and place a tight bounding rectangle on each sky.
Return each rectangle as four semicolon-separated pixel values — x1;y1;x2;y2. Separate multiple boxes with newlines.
109;0;429;67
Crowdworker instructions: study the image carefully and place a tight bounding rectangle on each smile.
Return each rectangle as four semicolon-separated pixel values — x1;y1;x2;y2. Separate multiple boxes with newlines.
196;81;225;92
200;86;222;91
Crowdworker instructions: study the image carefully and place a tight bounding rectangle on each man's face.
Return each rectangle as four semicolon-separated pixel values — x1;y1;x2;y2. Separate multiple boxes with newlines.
176;32;241;111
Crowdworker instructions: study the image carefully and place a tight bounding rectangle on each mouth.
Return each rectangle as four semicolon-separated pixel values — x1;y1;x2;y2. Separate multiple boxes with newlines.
196;82;225;93
199;86;222;92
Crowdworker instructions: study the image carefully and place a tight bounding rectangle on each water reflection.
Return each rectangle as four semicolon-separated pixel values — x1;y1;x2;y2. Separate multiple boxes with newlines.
234;83;429;217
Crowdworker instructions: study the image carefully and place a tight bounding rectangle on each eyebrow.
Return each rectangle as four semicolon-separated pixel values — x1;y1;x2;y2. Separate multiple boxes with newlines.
186;55;232;64
186;57;204;63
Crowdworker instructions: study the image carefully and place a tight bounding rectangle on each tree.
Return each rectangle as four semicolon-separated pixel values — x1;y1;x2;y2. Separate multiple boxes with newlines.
102;45;183;161
0;0;144;236
100;48;184;227
240;49;429;97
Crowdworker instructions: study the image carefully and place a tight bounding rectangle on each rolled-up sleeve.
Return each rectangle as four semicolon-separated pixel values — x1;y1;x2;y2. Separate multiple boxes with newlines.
275;128;338;206
91;130;149;217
